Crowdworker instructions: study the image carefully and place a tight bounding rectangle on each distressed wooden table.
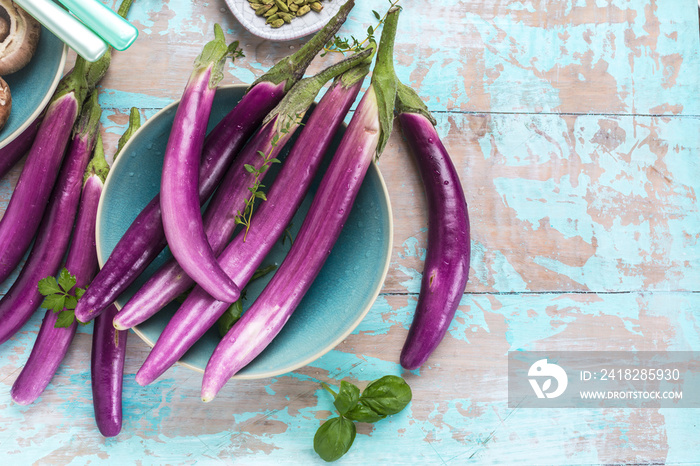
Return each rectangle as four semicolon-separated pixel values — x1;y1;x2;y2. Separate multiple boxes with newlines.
2;0;700;464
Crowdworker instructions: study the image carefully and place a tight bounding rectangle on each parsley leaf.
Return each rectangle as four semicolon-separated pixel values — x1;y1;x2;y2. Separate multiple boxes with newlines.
37;268;87;328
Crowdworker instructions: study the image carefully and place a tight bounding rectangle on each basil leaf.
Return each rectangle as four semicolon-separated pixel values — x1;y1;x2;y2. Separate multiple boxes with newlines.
344;400;386;423
333;381;360;416
313;416;356;462
360;375;412;415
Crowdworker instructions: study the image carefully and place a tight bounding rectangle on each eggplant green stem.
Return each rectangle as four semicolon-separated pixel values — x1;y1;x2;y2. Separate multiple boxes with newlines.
338;40;375;89
117;0;135;18
114;107;142;160
195;24;244;89
395;81;437;126
370;6;401;159
74;92;102;147
85;0;137;90
252;0;355;93
53;57;89;107
85;134;109;184
264;46;373;129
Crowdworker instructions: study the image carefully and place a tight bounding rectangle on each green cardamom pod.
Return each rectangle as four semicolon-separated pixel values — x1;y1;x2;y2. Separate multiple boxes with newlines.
263;5;278;16
255;3;272;15
278;12;293;23
270;18;285;28
310;2;322;12
297;4;310;15
274;0;289;12
289;3;299;12
266;13;280;23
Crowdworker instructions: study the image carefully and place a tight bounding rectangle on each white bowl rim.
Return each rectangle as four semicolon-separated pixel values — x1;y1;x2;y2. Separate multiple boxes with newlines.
224;0;343;42
97;83;394;380
0;44;68;150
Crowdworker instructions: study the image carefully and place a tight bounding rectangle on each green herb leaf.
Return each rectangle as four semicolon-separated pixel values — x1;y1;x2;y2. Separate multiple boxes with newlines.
251;264;277;281
313;416;356;462
38;276;61;296
217;299;243;337
75;288;86;300
58;269;77;293
333;381;361;416
41;294;66;313
64;295;78;311
359;375;412;415
244;164;256;173
55;310;75;328
344;400;387;423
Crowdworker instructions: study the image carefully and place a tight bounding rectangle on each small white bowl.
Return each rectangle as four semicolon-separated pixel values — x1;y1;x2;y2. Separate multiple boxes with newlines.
225;0;342;41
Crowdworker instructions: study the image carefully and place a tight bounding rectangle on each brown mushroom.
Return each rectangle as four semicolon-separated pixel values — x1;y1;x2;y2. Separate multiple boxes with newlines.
0;0;40;75
0;76;11;130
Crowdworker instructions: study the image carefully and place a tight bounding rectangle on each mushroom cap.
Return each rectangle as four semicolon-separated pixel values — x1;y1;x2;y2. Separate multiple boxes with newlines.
0;76;12;131
0;0;41;76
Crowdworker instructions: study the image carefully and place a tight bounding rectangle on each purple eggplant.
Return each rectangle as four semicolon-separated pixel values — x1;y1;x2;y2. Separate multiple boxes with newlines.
90;109;138;437
0;117;40;180
74;0;356;323
0;59;89;283
10;153;103;404
115;47;373;333
133;56;372;386
396;83;470;370
0;92;102;345
159;24;242;302
201;8;401;402
92;303;127;437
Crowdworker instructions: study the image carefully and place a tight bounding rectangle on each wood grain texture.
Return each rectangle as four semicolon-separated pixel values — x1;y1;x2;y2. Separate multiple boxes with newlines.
1;0;699;464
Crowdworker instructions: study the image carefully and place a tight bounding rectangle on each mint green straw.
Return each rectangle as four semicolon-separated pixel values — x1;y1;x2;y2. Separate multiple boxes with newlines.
57;0;138;51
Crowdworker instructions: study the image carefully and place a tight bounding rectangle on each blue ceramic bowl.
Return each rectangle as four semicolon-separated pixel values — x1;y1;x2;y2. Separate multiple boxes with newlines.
97;85;393;379
0;25;67;149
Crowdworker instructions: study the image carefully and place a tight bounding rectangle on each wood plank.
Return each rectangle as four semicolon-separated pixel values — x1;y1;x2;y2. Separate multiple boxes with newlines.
94;0;700;115
382;112;700;294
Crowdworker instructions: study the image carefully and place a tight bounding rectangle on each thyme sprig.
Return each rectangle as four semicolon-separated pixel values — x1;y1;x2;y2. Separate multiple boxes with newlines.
234;113;303;240
321;0;401;56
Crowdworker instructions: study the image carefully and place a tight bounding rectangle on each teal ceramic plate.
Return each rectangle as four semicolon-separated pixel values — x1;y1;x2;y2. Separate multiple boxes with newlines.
0;25;67;149
97;85;393;379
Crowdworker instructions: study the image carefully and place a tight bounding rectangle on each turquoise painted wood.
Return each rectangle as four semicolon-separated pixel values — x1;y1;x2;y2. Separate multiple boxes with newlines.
1;0;699;464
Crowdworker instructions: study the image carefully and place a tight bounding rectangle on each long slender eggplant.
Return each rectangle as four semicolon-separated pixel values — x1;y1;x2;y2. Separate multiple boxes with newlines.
115;47;373;333
92;304;127;437
201;8;401;402
0;59;89;283
396;82;470;370
0;93;101;345
74;0;356;323
133;57;373;386
159;24;242;302
0;118;40;180
90;111;138;437
10;146;103;405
